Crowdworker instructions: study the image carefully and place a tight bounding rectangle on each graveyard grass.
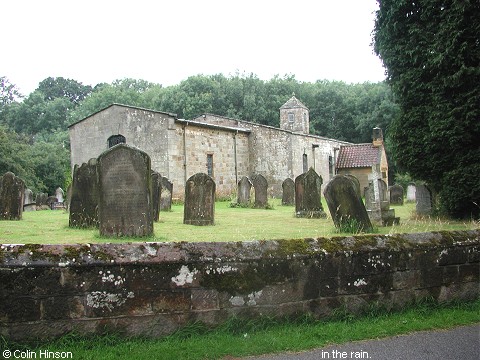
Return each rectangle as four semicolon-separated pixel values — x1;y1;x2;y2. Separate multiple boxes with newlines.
0;199;478;244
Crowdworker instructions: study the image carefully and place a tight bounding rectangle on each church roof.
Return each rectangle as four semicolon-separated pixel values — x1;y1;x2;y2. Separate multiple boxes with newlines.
280;94;308;110
336;143;380;169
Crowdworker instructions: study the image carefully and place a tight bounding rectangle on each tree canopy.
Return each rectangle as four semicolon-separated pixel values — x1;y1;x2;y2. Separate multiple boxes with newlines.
374;0;480;218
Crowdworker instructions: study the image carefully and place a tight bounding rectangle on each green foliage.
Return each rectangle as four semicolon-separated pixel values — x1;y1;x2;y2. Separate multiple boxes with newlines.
374;0;480;219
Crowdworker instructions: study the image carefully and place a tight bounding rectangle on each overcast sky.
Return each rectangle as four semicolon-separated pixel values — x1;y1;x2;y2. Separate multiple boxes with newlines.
3;0;386;96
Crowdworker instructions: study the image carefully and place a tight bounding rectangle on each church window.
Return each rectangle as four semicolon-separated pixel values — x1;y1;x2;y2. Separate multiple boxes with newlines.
207;154;214;177
303;154;308;173
288;113;295;123
107;134;126;148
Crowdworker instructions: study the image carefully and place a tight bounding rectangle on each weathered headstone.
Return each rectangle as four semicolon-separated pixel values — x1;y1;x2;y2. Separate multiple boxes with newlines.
55;187;65;203
295;168;326;218
97;144;154;237
324;175;373;232
406;183;416;202
46;196;58;209
282;178;295;206
250;174;268;208
160;176;173;211
0;172;25;220
35;193;48;209
366;165;399;226
237;176;252;206
415;184;432;216
151;171;161;222
24;189;34;205
184;173;215;225
69;159;100;228
389;184;404;205
344;174;361;198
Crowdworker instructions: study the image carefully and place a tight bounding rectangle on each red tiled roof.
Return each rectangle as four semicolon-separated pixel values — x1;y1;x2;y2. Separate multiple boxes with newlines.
336;144;380;169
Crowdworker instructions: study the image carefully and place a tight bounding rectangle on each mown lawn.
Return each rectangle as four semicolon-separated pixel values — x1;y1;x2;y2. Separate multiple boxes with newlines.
0;199;478;244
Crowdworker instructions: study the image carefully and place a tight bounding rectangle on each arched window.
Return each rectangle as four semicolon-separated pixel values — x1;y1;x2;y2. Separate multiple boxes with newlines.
107;134;126;148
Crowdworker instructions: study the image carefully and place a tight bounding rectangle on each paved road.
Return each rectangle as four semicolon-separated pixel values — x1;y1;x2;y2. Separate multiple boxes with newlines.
246;324;479;360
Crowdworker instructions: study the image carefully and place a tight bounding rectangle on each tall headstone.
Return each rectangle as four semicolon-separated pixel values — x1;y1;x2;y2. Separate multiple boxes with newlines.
295;167;326;218
324;175;373;232
250;174;268;208
24;189;34;205
0;172;25;220
184;173;215;225
55;187;65;203
35;192;48;210
69;159;100;228
366;165;399;226
389;184;404;205
406;183;416;202
151;171;161;222
97;144;153;237
237;176;252;206
160;176;173;211
415;184;432;216
282;178;295;206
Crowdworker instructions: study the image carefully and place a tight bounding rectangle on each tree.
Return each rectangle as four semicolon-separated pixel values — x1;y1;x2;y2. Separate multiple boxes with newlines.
0;76;23;108
373;0;480;218
37;77;92;105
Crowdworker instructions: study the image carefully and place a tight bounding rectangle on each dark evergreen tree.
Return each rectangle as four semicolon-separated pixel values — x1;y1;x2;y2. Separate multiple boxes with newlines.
374;0;480;218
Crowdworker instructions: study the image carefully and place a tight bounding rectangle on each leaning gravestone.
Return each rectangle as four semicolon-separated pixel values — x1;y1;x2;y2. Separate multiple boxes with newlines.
282;178;295;206
69;158;100;228
184;173;215;225
151;171;161;221
0;172;25;220
97;144;154;237
415;184;432;216
295;168;326;218
324;175;373;232
160;176;173;211
237;176;252;206
389;184;404;205
250;174;268;208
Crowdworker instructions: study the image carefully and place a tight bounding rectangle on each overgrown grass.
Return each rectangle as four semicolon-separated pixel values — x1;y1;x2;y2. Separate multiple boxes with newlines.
0;200;478;244
2;299;479;359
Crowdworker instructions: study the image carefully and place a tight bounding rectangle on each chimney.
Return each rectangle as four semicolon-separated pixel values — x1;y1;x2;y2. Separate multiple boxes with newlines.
372;127;383;147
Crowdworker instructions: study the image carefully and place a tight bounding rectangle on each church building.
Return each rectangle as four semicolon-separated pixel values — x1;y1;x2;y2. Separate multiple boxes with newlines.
68;95;354;199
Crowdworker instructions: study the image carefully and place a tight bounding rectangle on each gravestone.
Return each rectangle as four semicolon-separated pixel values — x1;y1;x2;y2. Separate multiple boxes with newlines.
97;144;154;237
55;187;65;203
406;183;416;202
282;178;295;206
415;184;432;216
389;184;404;205
295;167;326;218
24;189;34;205
407;183;417;202
344;174;361;198
0;172;25;220
151;171;161;221
46;196;58;209
323;175;373;232
35;192;48;210
184;173;215;225
366;165;399;226
160;176;173;211
69;158;100;228
237;176;252;206
250;174;268;208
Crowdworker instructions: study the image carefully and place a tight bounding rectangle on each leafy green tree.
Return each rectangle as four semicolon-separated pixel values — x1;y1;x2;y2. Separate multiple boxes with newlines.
37;77;92;105
0;76;23;108
374;0;480;218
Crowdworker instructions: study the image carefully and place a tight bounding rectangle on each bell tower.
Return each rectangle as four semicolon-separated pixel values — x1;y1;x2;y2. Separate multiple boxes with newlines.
279;93;309;134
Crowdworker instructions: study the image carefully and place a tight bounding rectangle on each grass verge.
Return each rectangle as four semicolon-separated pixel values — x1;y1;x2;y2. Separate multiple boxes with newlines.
2;298;479;360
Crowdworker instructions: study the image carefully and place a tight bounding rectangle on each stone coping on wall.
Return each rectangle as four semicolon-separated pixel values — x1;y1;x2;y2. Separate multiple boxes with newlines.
1;230;479;267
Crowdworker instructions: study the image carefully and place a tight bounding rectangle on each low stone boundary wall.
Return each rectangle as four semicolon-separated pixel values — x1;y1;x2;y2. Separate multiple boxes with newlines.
1;230;479;341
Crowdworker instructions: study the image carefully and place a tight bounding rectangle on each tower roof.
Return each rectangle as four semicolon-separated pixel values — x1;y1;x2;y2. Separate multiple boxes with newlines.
280;93;308;110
